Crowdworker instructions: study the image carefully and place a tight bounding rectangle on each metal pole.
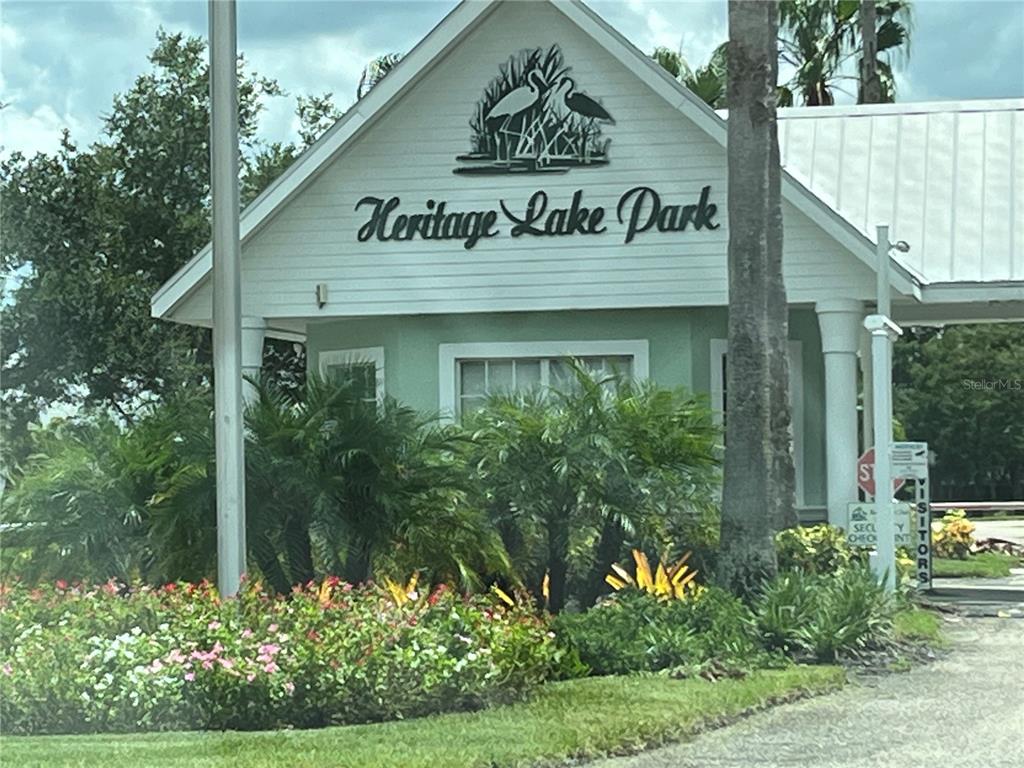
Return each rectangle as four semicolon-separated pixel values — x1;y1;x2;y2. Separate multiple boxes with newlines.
870;320;896;591
210;0;246;597
876;224;891;318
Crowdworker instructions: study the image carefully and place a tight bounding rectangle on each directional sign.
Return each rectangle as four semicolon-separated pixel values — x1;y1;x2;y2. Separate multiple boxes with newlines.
892;441;929;479
857;448;906;497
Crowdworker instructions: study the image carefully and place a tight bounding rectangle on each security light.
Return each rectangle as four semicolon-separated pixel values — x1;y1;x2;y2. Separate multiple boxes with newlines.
892;240;911;253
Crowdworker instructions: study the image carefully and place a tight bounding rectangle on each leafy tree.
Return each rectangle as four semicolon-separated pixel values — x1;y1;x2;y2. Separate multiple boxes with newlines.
717;0;793;596
1;32;354;468
894;324;1024;501
467;366;719;613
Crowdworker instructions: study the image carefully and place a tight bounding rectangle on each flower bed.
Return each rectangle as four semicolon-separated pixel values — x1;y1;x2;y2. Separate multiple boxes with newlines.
0;579;566;735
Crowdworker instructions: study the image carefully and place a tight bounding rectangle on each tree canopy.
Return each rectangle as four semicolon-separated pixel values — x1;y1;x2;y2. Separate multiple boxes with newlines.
1;31;347;465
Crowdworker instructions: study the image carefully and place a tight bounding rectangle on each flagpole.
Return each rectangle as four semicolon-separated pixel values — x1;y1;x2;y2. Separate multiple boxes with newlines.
209;0;246;596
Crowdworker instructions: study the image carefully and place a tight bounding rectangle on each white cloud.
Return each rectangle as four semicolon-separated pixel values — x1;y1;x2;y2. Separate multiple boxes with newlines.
1;102;85;157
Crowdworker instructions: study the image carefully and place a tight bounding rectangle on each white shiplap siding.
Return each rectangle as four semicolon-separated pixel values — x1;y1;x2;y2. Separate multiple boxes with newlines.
174;1;873;324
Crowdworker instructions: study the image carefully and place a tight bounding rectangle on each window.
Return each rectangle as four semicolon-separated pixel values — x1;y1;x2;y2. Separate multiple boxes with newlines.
318;347;385;405
709;339;805;505
457;355;634;416
439;341;649;421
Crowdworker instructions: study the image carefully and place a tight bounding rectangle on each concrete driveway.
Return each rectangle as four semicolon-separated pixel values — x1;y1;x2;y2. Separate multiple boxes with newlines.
587;617;1024;768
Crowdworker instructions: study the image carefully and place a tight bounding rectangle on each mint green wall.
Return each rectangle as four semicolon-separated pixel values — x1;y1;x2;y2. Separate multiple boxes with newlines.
306;307;826;508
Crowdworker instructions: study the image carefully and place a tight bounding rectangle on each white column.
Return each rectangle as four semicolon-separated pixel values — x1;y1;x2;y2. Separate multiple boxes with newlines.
859;329;874;457
816;298;864;526
241;316;266;404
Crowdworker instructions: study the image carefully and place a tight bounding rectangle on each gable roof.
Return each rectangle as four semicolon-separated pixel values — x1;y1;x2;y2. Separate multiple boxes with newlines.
152;0;920;323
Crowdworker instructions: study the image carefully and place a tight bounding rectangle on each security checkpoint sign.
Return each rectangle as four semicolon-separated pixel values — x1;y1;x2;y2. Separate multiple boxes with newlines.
844;502;915;548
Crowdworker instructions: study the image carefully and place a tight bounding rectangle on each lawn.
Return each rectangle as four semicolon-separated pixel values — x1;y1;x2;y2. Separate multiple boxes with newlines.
933;552;1022;579
0;667;844;768
892;606;945;647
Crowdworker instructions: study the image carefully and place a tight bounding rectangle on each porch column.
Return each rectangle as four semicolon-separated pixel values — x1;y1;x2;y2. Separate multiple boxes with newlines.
860;329;874;456
816;299;864;525
241;316;267;404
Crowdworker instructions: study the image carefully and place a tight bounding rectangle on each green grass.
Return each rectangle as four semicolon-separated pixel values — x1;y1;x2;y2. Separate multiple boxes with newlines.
0;668;844;768
892;606;945;647
933;551;1022;579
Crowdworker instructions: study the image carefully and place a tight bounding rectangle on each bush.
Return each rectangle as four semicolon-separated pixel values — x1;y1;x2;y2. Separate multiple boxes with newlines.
754;567;895;662
931;509;975;559
0;578;566;735
775;525;858;574
554;588;765;676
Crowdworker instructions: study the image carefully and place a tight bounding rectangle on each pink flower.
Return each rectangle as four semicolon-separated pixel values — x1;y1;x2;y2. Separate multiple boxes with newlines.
268;623;278;633
166;649;186;664
258;643;280;657
184;672;195;682
55;579;68;590
246;673;256;683
218;658;234;670
263;661;279;674
201;660;214;670
1;663;12;676
241;628;253;639
283;681;295;694
208;620;222;631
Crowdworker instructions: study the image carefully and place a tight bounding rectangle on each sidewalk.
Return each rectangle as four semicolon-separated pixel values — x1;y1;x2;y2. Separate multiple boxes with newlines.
587;618;1024;768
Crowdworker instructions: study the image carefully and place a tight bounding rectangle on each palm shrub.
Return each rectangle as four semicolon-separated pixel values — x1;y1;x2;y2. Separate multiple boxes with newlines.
466;364;719;612
151;375;507;592
0;416;156;583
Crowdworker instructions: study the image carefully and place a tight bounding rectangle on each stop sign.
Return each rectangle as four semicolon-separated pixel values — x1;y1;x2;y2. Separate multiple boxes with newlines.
857;448;906;497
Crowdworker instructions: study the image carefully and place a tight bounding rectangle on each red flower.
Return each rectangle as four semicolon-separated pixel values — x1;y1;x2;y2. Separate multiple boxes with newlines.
164;583;177;593
55;579;68;590
427;584;448;606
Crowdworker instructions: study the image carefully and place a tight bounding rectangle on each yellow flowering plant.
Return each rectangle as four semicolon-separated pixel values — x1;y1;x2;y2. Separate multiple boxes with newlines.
931;509;975;559
605;549;704;601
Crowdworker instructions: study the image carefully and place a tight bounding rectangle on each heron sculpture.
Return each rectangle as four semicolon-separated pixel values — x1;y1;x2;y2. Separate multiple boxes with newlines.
485;69;546;165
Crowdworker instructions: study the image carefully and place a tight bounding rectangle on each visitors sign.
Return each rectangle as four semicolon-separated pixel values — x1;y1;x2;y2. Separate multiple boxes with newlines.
856;448;905;497
844;502;915;548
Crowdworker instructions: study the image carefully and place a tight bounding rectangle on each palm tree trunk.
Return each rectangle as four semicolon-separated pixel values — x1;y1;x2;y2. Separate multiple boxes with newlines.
858;2;884;104
580;514;625;607
546;510;571;613
718;0;782;595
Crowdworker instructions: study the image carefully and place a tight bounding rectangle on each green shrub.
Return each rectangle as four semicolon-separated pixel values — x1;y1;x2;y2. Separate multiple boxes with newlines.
554;588;764;676
775;525;858;574
0;578;565;735
754;567;895;662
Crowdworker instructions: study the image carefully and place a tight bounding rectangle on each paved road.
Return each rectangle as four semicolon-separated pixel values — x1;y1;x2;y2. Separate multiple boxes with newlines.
973;518;1024;546
588;618;1024;768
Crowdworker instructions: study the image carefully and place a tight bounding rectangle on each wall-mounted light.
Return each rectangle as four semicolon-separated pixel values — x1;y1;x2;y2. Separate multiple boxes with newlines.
315;283;328;308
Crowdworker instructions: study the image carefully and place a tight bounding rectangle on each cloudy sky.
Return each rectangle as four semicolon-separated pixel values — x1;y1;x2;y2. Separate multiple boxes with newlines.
3;0;1023;158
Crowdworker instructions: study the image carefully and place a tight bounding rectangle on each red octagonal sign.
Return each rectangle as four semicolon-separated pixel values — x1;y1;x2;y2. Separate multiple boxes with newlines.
857;448;906;497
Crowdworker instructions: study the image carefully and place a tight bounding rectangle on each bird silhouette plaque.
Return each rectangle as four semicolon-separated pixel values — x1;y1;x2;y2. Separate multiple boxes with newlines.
454;45;614;175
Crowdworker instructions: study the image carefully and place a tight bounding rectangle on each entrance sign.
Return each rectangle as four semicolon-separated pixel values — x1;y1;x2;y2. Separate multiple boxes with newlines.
355;185;719;250
844;502;915;547
856;447;906;497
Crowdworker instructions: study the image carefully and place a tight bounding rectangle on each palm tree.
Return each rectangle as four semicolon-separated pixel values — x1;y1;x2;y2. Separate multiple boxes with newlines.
652;44;729;108
357;53;403;100
778;0;912;106
717;1;792;594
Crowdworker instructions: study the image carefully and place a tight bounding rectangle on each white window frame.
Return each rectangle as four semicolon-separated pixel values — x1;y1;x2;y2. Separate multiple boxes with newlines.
438;340;650;422
710;339;805;506
318;346;386;405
